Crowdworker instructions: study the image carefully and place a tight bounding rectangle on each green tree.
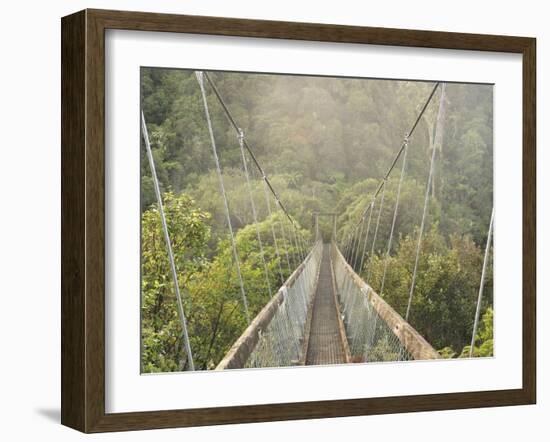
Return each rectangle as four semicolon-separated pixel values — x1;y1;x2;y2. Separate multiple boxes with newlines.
365;228;491;353
459;307;494;358
141;192;211;372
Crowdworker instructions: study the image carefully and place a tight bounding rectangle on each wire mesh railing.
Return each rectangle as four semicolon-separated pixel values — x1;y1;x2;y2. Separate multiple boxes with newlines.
331;242;440;362
216;240;323;369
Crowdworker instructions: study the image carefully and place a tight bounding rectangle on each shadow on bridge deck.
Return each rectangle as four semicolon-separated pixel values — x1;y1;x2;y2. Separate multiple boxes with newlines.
305;244;349;365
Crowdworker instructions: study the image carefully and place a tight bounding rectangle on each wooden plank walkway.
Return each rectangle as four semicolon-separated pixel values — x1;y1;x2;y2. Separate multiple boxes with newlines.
305;244;347;365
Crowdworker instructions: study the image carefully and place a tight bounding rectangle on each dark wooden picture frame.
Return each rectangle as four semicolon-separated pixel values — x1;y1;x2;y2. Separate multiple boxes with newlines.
61;8;536;433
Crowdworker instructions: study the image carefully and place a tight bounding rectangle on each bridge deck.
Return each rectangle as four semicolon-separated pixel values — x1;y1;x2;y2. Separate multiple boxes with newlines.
305;244;347;365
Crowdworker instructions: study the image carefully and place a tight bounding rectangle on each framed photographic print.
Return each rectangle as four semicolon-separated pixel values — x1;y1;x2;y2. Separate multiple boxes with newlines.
61;9;536;432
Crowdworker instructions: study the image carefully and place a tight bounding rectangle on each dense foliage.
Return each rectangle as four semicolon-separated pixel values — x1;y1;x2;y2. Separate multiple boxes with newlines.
140;68;494;372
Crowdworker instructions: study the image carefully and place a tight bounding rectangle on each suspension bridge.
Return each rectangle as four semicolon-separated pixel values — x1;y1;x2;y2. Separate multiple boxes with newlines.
141;72;494;371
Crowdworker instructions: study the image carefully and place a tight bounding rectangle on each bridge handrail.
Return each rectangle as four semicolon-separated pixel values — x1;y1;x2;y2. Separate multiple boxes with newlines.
216;240;323;369
332;242;440;360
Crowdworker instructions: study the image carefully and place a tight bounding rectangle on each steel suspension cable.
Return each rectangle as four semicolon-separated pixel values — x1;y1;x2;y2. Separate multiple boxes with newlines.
345;226;357;262
141;112;195;371
289;218;303;266
405;84;446;321
317;216;322;242
380;139;409;296
349;226;359;262
342;226;351;249
277;209;293;275
289;219;310;303
285;216;299;270
238;129;273;298
366;180;387;283
263;179;285;284
342;230;349;256
358;201;375;274
203;72;302;234
370;83;440;203
345;227;354;261
352;215;366;271
469;207;494;357
349;223;360;265
346;82;440;233
341;232;350;259
196;72;251;324
296;227;308;261
337;227;345;248
348;223;359;261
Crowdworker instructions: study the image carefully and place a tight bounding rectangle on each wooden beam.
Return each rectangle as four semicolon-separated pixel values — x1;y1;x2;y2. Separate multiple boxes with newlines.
329;244;352;362
216;241;322;369
332;245;440;360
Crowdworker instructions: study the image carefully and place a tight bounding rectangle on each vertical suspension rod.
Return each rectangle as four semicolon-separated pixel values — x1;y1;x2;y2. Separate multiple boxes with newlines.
197;72;250;324
469;207;495;357
141;112;195;371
